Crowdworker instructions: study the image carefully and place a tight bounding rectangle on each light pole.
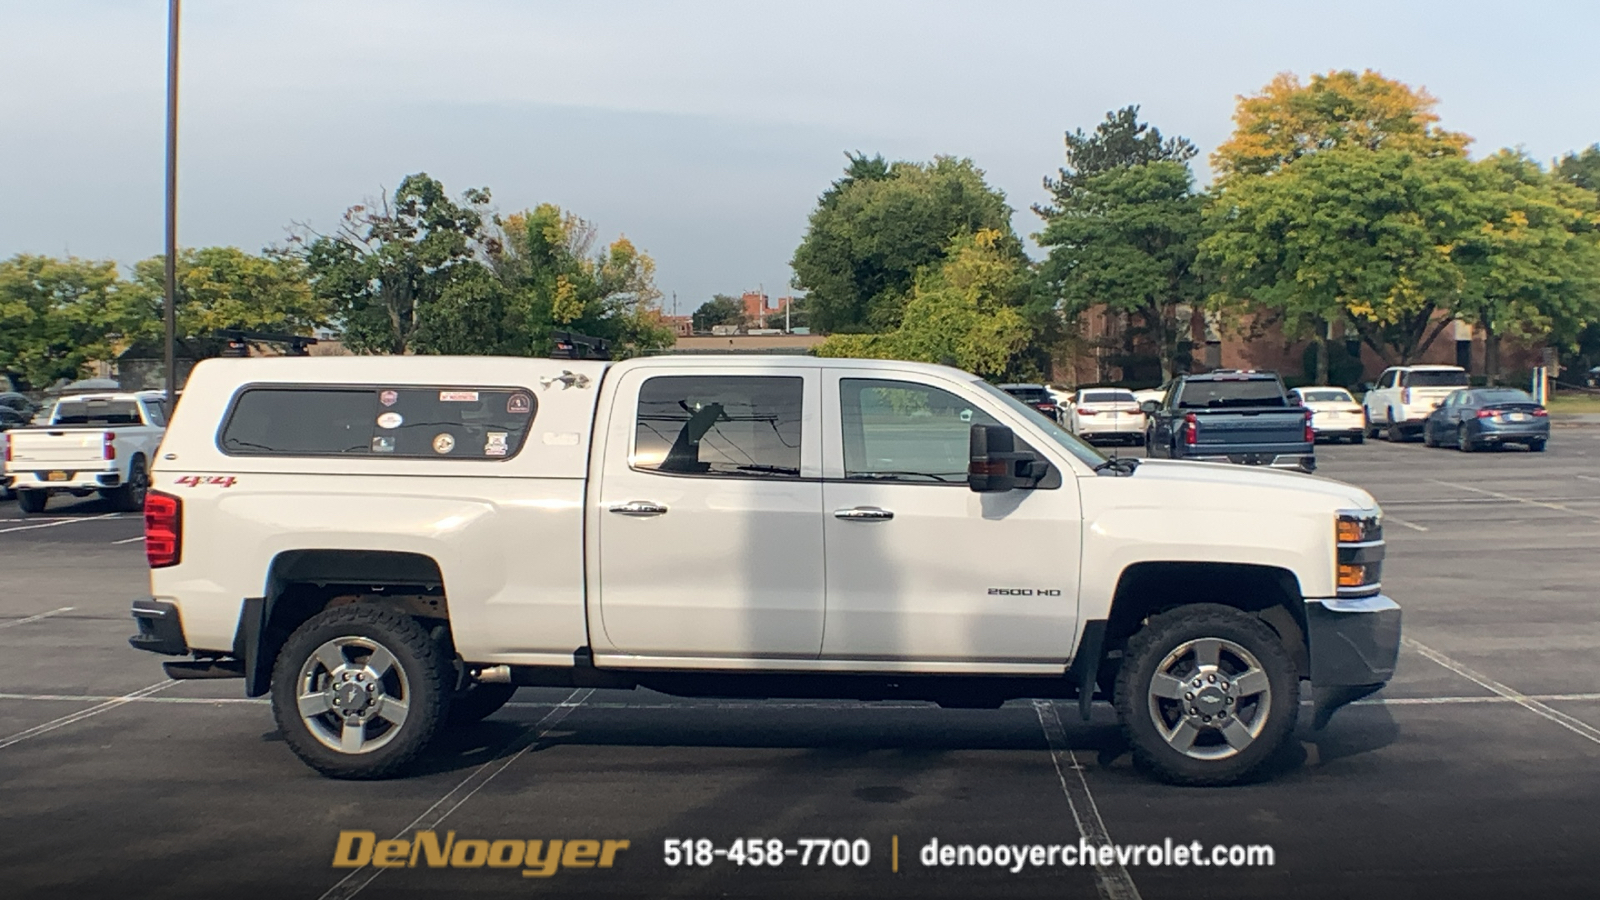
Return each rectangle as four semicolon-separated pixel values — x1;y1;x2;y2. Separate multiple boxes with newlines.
163;0;180;400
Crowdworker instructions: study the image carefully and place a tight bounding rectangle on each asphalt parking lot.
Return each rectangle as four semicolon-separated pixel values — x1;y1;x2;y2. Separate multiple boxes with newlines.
3;430;1599;900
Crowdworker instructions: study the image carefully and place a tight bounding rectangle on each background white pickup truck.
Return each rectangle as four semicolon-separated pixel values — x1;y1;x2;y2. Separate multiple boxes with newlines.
4;392;167;513
129;355;1400;786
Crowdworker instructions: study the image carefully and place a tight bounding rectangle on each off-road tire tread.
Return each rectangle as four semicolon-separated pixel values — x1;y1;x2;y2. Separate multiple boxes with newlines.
1114;604;1299;786
271;605;450;780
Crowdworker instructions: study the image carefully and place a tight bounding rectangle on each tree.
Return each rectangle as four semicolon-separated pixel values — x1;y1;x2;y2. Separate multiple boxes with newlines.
1202;149;1485;367
815;229;1031;379
1034;107;1204;382
116;247;327;352
1453;151;1600;381
792;155;1021;334
487;203;673;356
691;294;745;333
0;254;121;390
1035;105;1197;218
301;173;495;355
1212;70;1471;183
1555;144;1600;193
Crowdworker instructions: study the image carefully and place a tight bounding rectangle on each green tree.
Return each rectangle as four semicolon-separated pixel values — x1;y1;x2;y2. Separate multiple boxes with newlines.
0;254;121;390
487;204;673;357
1035;107;1204;382
792;155;1021;334
691;294;745;332
1453;151;1600;382
116;246;327;352
816;229;1031;379
1202;149;1484;367
1555;144;1600;193
1212;69;1471;183
301;173;496;355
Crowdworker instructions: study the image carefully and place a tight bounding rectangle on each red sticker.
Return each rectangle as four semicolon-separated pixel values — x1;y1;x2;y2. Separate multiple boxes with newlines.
379;390;399;407
507;393;532;415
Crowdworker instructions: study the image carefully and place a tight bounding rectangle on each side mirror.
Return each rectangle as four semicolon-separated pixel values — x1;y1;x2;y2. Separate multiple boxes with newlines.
1139;400;1160;415
968;424;1037;492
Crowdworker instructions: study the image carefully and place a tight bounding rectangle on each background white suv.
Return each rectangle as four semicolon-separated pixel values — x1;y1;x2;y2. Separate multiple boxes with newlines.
1362;365;1470;442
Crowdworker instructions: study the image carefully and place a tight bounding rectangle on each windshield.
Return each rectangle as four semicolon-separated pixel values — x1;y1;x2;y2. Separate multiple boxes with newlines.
1404;370;1469;388
1300;389;1353;403
974;380;1107;468
1176;379;1286;409
1081;390;1136;404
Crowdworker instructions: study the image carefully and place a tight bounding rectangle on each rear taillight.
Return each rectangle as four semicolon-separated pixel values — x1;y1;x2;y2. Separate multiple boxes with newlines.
144;491;182;568
1533;408;1548;417
1183;413;1199;445
1078;408;1097;416
1305;411;1315;443
103;432;115;460
3;437;10;463
1477;409;1495;419
1402;388;1412;404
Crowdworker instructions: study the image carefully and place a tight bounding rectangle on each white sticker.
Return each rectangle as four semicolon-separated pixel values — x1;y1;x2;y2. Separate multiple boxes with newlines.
432;433;456;454
542;432;580;446
484;432;509;457
376;412;403;429
439;391;479;402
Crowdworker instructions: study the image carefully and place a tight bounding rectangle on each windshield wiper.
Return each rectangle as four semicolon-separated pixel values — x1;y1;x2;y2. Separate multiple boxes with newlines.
1093;458;1140;476
848;470;957;483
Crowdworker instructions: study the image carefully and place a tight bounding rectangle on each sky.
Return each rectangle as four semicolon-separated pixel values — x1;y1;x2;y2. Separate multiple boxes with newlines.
3;0;1598;312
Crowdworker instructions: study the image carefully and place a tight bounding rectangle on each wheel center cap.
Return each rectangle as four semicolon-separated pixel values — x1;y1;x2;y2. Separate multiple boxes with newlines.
335;681;370;711
1195;688;1227;715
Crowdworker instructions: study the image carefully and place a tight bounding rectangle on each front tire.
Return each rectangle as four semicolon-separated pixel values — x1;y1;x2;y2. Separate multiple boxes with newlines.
1114;604;1299;786
271;605;451;779
17;490;48;514
1422;424;1438;448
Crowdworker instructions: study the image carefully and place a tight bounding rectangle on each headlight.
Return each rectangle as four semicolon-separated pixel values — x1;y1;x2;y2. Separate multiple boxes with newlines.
1335;511;1384;597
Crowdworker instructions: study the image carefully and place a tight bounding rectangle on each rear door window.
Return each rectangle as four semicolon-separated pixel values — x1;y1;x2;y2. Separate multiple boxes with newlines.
220;386;537;459
1403;370;1470;388
631;375;802;477
1081;390;1136;404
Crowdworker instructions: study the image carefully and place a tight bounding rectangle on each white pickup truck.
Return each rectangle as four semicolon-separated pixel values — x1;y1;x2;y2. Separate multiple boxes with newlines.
129;355;1400;785
4;392;167;513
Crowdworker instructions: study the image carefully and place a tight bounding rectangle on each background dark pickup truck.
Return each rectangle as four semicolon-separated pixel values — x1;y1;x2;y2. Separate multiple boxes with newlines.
1141;371;1315;473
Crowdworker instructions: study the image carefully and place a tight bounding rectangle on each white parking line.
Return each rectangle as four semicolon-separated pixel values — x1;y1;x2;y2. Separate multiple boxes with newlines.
1430;480;1600;521
0;680;176;751
0;607;74;629
318;688;593;900
1034;699;1141;900
0;513;122;534
1404;637;1600;748
111;536;144;545
1384;515;1429;532
1577;474;1600;483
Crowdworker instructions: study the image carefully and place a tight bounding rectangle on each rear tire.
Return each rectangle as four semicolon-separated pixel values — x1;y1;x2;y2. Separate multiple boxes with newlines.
1386;413;1406;443
271;605;451;779
1457;424;1475;453
17;490;48;514
1528;439;1546;453
108;457;148;512
448;681;518;725
1350;432;1364;445
1114;604;1299;786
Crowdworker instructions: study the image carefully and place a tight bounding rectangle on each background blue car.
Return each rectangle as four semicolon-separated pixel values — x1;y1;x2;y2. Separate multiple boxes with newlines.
1422;388;1549;452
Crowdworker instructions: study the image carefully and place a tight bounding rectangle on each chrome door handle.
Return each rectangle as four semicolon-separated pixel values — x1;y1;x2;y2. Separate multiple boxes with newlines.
608;500;668;517
833;506;893;521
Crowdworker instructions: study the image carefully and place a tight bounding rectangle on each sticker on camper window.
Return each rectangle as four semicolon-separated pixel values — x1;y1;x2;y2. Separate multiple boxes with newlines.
379;390;399;407
376;412;403;429
485;432;509;456
506;393;532;415
432;433;456;454
371;436;395;453
439;391;479;403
